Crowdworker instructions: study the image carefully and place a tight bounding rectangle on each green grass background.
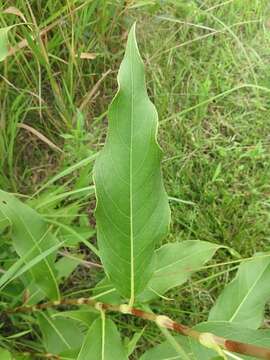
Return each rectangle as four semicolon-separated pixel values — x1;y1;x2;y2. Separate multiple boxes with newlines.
1;0;270;357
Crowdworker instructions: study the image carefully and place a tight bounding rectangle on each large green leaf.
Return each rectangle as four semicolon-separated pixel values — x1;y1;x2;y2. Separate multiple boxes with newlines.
138;240;221;302
0;190;59;300
94;23;170;301
209;253;270;328
190;321;270;359
37;312;83;355
77;317;127;360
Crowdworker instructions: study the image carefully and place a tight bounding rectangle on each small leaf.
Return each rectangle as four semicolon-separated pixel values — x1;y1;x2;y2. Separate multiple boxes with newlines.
94;23;170;301
209;253;270;328
190;321;270;360
0;191;60;300
138;240;221;302
37;312;83;355
0;27;11;62
140;336;191;360
77;317;127;360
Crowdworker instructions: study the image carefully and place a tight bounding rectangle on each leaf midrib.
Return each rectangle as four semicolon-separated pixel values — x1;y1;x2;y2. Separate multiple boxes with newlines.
129;37;135;305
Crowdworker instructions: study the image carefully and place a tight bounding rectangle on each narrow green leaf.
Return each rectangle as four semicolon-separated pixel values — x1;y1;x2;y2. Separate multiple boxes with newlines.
94;23;170;301
190;321;270;360
0;27;11;62
48;220;99;256
140;336;191;360
35;186;95;209
33;153;97;196
0;190;59;300
58;225;95;247
125;327;145;356
138;240;221;302
77;317;127;360
37;312;83;355
0;241;62;290
159;327;191;360
209;253;270;328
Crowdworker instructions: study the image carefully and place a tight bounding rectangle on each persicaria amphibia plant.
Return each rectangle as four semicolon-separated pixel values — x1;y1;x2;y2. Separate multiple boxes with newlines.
1;23;270;360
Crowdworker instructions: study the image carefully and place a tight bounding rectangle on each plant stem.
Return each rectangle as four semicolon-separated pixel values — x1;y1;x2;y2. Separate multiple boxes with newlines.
6;298;270;360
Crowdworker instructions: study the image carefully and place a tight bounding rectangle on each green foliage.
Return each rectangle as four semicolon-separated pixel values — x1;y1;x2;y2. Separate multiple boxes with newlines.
141;323;270;360
209;253;270;328
52;308;98;326
37;312;84;355
94;240;221;304
94;23;170;301
138;240;221;302
77;317;127;360
0;190;60;300
140;336;191;360
0;2;270;359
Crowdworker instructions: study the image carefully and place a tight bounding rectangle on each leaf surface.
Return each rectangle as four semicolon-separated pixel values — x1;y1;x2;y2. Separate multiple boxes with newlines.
94;23;170;300
37;312;83;355
138;240;220;302
0;190;59;300
77;317;127;360
140;336;191;360
0;348;12;360
52;308;98;326
209;253;270;328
